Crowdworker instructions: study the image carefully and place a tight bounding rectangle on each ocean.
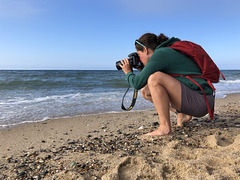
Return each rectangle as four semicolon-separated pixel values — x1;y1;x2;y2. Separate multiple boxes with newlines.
0;70;239;129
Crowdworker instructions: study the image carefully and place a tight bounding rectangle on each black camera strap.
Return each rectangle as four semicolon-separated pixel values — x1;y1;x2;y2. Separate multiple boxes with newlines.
121;85;138;111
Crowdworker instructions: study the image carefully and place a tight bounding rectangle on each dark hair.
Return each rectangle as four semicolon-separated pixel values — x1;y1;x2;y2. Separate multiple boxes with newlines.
135;33;169;51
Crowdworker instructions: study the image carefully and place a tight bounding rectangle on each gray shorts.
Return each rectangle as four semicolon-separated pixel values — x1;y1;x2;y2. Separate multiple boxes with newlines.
180;83;214;117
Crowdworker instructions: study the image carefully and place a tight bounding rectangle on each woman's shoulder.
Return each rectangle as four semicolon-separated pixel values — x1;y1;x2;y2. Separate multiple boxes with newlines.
155;46;177;53
152;47;176;59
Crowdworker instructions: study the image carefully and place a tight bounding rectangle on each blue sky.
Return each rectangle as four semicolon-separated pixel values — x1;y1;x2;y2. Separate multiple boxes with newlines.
0;0;239;70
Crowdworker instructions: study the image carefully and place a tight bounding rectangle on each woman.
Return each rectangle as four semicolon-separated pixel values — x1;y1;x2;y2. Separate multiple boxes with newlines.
119;33;214;136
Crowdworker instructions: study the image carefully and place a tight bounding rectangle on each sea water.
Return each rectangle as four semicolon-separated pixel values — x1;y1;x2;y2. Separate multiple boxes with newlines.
0;70;239;129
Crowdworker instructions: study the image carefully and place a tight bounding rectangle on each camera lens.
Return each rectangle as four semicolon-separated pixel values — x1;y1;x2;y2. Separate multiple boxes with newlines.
116;61;123;70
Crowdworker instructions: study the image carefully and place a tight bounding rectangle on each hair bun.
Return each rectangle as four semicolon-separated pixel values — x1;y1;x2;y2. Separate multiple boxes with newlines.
157;33;169;45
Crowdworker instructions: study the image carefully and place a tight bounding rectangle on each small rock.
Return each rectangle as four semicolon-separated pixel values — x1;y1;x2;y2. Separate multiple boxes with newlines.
70;162;76;168
177;137;182;141
40;170;48;175
120;153;127;157
38;159;44;163
68;141;77;145
117;129;122;134
151;151;159;155
17;171;26;177
5;156;12;161
33;175;40;180
134;142;140;146
152;122;159;126
54;157;61;161
17;164;26;168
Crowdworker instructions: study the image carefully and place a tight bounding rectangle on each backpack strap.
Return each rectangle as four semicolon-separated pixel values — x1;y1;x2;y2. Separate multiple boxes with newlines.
207;80;216;91
169;73;214;119
185;76;214;120
220;72;226;80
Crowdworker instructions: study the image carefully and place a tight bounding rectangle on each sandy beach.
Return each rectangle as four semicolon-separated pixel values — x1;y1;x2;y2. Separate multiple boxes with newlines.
0;93;239;180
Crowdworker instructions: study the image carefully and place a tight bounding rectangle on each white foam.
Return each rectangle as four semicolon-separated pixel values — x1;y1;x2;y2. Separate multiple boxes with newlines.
0;92;96;105
0;117;50;129
219;79;240;84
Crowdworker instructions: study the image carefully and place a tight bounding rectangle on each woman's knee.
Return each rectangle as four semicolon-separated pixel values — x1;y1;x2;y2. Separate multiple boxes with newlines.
148;71;165;87
141;86;151;100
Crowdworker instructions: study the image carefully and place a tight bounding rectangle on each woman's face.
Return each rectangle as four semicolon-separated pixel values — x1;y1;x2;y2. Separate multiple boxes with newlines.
137;48;153;66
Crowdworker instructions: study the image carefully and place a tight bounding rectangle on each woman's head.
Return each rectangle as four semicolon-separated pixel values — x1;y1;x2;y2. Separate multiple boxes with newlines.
135;33;169;52
135;33;169;66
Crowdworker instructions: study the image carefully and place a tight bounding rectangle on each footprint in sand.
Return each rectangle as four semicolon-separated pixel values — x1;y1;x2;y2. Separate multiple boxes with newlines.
216;136;234;147
117;157;141;179
102;156;162;180
102;157;144;180
206;134;235;148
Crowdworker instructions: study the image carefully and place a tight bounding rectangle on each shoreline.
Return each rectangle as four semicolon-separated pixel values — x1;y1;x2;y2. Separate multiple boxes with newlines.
0;108;154;130
0;93;239;179
0;92;237;130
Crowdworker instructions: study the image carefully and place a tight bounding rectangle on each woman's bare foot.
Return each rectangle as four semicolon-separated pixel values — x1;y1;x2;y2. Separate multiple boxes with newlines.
177;113;192;127
143;126;171;136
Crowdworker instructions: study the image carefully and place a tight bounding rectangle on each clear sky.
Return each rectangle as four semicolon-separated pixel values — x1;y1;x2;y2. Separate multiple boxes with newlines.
0;0;239;70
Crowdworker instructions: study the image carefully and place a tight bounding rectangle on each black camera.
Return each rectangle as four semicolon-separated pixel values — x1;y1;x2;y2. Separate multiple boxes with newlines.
116;52;144;70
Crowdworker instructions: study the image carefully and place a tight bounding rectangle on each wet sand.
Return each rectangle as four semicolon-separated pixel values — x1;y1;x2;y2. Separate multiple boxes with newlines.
0;93;239;179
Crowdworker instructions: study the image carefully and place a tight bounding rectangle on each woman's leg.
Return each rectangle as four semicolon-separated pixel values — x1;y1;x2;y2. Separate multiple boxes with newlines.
143;72;185;135
141;85;153;103
176;113;192;127
141;74;192;130
142;85;180;113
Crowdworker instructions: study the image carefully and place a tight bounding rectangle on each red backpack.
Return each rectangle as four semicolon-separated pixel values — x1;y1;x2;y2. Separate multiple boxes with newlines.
168;41;225;119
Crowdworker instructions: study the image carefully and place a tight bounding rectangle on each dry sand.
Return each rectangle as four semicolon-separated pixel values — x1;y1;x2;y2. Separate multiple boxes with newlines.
0;93;239;180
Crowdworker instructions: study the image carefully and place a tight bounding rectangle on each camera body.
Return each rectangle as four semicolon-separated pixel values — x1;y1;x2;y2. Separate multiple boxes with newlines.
116;52;144;70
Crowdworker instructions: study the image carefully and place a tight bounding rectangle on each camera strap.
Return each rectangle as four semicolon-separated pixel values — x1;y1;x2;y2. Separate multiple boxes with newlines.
121;85;138;111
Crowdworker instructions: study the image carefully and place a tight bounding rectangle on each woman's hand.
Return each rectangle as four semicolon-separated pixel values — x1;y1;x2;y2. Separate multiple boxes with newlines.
119;58;132;74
